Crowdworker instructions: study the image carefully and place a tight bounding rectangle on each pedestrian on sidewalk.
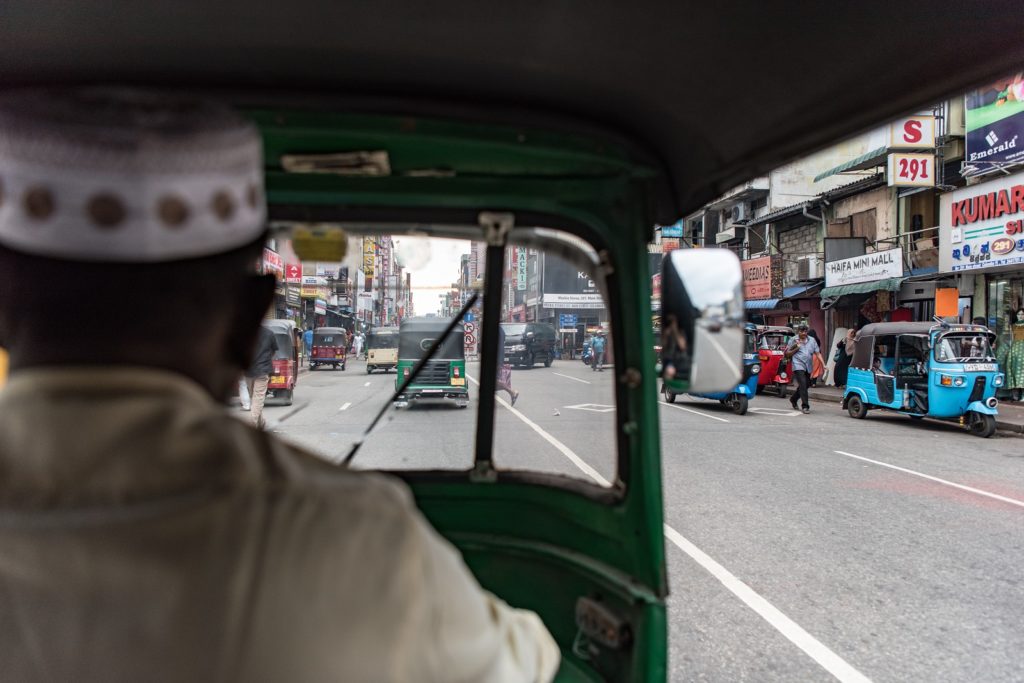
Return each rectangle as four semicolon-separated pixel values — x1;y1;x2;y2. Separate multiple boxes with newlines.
833;328;856;389
303;326;313;365
246;326;276;429
496;325;519;405
785;324;824;414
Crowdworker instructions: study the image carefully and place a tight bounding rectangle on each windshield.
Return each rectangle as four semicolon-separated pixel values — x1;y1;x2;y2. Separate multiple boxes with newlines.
501;324;527;338
934;333;995;362
744;331;757;354
314;332;344;345
368;332;398;349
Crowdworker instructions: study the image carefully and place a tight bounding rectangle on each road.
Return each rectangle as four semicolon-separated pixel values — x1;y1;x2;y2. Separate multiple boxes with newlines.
257;357;1024;683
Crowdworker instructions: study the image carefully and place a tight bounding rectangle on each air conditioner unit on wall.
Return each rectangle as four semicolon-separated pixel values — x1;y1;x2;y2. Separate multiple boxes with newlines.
797;256;820;280
730;204;748;223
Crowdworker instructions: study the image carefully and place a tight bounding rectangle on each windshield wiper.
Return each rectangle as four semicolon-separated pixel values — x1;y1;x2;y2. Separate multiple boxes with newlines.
339;292;479;467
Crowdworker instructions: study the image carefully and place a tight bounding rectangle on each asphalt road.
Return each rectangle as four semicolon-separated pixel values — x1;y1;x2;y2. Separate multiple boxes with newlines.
258;357;1024;683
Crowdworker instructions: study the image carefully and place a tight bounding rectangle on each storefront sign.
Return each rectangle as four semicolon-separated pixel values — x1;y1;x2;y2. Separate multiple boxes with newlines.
940;171;1024;272
888;115;936;149
262;248;284;277
741;255;778;299
965;71;1024;167
825;247;903;287
300;286;319;298
887;153;935;187
660;221;684;238
516;247;527;291
542;293;605;309
285;263;302;284
314;299;327;315
662;239;679;253
362;238;375;277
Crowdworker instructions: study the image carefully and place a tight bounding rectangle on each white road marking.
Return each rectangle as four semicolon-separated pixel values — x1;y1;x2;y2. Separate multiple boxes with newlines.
834;450;1024;509
659;400;730;423
749;406;800;417
554;372;591;385
468;374;867;682
565;403;615;413
662;526;873;683
363;381;371;387
338;402;352;412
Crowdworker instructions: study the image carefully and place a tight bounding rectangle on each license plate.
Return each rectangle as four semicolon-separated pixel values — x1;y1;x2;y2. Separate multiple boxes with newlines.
451;377;466;386
965;363;996;372
272;375;285;383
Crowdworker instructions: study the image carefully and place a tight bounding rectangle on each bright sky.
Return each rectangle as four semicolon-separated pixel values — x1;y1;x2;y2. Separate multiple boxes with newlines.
393;236;471;315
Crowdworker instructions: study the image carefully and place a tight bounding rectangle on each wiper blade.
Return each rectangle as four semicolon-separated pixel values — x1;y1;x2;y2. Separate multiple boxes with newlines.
339;292;479;468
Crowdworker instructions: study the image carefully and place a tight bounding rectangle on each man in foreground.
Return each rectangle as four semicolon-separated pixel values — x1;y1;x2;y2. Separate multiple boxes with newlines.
0;87;558;682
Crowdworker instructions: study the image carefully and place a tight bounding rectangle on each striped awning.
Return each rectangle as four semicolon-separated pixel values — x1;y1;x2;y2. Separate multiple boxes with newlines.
813;147;888;183
745;298;781;310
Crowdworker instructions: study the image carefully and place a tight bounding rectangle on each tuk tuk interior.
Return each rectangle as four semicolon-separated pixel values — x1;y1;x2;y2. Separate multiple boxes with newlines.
6;2;1024;680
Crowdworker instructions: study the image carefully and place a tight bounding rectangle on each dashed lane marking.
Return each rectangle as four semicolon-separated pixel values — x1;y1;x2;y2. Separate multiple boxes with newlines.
834;450;1024;509
659;401;730;423
553;372;591;385
338;402;352;412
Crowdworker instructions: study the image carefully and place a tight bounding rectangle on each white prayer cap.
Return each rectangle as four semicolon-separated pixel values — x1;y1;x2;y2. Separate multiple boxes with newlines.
0;87;265;262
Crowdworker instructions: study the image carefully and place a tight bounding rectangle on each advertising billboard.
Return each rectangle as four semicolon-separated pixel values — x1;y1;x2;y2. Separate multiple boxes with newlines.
939;171;1024;273
741;255;781;299
542;254;604;309
516;247;527;291
965;71;1024;167
825;247;903;287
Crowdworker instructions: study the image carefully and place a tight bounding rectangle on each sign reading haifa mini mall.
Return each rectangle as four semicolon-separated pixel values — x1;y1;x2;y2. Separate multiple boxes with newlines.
825;247;903;287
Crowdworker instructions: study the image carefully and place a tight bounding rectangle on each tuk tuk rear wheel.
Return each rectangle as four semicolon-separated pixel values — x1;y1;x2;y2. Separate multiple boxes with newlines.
732;394;748;415
968;412;996;438
662;384;676;403
847;395;867;419
366;366;373;374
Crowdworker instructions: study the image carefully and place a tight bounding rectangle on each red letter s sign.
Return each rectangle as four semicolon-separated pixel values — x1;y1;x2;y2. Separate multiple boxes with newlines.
902;120;923;144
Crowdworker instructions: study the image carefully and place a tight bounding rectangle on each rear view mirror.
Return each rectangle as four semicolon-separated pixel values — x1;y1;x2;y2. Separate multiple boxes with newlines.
660;249;745;392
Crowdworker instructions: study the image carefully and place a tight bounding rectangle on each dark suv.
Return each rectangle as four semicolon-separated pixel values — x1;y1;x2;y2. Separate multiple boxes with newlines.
501;322;557;368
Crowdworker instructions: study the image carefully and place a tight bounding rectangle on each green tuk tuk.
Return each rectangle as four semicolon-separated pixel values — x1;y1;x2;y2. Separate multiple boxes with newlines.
394;317;469;408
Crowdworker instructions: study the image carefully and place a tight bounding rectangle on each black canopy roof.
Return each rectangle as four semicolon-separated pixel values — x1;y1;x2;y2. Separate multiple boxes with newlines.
856;322;937;338
3;2;1023;221
400;317;464;334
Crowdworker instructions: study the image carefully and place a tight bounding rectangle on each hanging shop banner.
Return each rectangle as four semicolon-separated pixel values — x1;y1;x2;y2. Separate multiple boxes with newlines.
300;286;320;298
940;171;1024;273
660;220;684;238
516;247;527;291
965;71;1024;167
262;248;284;278
741;255;782;299
362;238;375;277
286;289;301;306
825;247;903;287
888;115;936;149
886;153;935;187
284;263;302;284
314;299;327;315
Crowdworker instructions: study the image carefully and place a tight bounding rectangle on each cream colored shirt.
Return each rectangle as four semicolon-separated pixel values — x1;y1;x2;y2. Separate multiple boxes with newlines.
0;367;559;683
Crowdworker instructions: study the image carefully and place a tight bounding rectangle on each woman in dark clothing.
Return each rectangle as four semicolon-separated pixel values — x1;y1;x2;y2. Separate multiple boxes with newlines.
833;328;856;388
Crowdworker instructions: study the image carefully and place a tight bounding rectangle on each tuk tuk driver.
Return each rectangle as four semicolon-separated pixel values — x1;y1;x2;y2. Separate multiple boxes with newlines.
0;88;558;683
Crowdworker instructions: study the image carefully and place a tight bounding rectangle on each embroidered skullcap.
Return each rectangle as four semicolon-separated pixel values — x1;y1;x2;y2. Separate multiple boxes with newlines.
0;87;265;262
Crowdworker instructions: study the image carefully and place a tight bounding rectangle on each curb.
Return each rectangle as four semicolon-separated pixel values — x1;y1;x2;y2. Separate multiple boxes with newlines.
807;389;1024;436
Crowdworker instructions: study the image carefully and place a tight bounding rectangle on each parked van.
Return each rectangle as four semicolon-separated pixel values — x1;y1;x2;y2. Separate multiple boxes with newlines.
501;322;557;368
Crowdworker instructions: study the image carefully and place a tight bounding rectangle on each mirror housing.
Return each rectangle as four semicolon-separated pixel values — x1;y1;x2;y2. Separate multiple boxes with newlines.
659;249;745;393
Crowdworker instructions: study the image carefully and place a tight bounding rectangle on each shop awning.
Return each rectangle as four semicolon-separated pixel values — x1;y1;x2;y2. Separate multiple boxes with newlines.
745;298;781;310
812;147;888;182
782;281;823;299
820;277;904;298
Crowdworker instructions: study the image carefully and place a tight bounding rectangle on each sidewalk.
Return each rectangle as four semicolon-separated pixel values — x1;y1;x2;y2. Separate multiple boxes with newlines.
806;384;1024;436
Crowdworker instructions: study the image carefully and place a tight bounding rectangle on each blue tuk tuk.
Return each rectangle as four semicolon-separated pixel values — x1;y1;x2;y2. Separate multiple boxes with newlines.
842;322;1005;437
663;324;761;415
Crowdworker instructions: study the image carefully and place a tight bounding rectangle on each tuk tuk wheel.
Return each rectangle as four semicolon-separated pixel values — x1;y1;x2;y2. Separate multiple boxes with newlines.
732;394;748;415
776;382;787;400
968;412;996;438
366;366;373;374
662;384;677;403
544;355;553;367
847;395;868;419
755;385;764;395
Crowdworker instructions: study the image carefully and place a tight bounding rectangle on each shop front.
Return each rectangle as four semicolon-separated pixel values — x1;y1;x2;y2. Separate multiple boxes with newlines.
940;171;1024;398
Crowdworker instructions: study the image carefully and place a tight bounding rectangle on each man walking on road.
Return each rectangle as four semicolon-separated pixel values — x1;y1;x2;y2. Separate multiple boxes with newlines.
303;326;313;365
246;326;276;429
786;324;824;414
591;331;607;372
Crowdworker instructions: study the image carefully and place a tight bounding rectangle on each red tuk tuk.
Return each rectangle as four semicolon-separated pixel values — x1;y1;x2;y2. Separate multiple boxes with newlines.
755;325;795;399
310;327;349;371
263;320;299;405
